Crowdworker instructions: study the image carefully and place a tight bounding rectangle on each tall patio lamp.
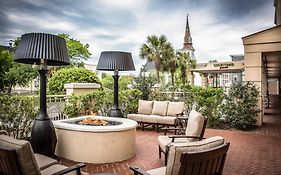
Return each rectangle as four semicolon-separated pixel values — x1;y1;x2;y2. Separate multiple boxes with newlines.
14;33;70;157
96;51;135;117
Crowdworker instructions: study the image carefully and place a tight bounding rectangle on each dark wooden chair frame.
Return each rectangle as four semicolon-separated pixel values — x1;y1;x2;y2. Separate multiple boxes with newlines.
131;142;230;175
0;145;85;175
159;117;208;165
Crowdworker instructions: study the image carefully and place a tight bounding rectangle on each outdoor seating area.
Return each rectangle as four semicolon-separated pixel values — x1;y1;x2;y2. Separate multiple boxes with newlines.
1;1;281;175
56;95;281;174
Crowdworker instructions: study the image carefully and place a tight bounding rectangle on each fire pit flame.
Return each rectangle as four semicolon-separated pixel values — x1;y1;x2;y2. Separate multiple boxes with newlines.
79;117;109;126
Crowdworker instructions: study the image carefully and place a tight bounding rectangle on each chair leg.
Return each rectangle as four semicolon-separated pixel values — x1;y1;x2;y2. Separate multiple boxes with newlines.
142;123;144;131
159;146;161;159
156;124;159;133
165;152;168;165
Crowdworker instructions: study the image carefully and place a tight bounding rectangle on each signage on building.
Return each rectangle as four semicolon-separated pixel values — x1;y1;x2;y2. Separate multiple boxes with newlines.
213;63;234;69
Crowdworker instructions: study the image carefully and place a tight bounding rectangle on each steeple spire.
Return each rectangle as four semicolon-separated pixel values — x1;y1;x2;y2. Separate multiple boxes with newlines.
182;14;195;51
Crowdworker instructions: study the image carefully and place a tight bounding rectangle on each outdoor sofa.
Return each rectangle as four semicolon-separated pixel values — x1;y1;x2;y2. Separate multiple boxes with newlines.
127;100;185;132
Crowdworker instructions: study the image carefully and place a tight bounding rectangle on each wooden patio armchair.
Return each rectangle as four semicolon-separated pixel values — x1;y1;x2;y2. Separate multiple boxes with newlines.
158;110;208;165
131;141;230;175
0;134;87;175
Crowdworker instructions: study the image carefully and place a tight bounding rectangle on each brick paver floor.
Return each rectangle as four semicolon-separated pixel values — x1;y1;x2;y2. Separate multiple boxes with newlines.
60;95;281;175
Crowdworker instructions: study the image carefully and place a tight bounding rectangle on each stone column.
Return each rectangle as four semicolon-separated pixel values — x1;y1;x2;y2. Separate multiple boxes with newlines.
64;83;101;96
188;71;194;85
201;73;208;88
244;52;264;126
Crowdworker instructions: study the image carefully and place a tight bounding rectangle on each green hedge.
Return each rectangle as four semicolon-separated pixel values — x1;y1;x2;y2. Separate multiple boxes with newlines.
62;88;142;118
0;94;39;138
48;67;101;95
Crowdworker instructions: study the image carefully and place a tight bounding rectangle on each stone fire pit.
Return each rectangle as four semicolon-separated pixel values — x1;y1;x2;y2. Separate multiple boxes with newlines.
53;116;137;164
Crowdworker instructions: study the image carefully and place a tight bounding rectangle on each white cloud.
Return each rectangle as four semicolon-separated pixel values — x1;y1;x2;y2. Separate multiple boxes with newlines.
0;0;275;76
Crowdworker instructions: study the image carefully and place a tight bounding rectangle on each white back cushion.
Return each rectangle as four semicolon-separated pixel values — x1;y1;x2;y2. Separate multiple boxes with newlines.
185;110;205;140
166;102;185;117
151;101;169;116
138;100;153;115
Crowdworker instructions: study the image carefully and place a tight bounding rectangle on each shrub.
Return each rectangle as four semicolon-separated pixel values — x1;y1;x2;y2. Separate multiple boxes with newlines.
48;67;101;95
62;88;142;118
0;94;39;138
183;86;224;127
132;68;157;100
62;89;113;117
119;89;142;116
221;82;259;129
148;91;172;101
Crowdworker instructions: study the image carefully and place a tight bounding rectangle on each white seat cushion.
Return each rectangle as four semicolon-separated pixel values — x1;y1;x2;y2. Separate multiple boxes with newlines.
166;102;185;116
158;136;190;153
41;164;75;175
138;100;153;115
34;153;58;170
157;116;176;125
127;114;144;122
142;115;161;123
41;164;89;175
152;101;169;116
166;136;224;175
147;167;166;175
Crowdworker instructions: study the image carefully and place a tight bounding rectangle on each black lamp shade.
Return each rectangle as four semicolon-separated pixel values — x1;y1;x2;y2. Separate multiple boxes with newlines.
14;33;70;65
96;51;135;71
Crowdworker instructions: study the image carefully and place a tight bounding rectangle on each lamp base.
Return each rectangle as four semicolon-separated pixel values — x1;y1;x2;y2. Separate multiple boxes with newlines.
30;117;57;158
110;108;123;118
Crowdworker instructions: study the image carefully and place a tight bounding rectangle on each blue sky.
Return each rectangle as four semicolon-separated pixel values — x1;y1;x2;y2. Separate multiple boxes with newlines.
0;0;275;73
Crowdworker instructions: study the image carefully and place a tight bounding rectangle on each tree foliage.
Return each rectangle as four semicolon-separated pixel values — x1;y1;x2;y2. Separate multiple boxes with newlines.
140;35;173;83
162;43;176;86
58;33;91;66
132;67;157;100
0;49;13;91
176;51;196;85
47;67;101;94
0;48;38;93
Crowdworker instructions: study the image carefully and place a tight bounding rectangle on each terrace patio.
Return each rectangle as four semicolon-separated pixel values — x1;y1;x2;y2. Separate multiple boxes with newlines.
59;95;281;175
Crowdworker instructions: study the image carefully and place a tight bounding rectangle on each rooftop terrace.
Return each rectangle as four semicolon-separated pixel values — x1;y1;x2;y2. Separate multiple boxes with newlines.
60;95;281;175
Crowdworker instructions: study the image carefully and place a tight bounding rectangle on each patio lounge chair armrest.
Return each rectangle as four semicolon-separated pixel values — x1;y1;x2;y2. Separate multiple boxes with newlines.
161;127;184;131
168;135;201;142
130;166;151;175
161;127;185;135
52;163;86;175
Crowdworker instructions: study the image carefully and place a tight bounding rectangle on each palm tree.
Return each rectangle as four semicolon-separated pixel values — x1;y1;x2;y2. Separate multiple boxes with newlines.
176;51;196;85
162;43;177;86
140;35;171;83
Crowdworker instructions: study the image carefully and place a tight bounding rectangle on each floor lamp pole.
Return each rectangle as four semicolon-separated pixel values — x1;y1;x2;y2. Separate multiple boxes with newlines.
110;70;123;117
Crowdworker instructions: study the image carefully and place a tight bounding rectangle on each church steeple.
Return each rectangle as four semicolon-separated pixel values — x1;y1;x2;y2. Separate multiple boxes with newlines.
182;14;195;52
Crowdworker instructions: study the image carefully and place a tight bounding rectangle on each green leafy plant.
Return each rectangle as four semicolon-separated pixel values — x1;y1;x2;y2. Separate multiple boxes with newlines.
62;88;141;118
119;89;142;116
48;67;101;95
62;89;113;117
0;94;39;138
221;82;259;130
0;48;38;93
58;34;91;67
182;86;224;127
133;67;157;100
